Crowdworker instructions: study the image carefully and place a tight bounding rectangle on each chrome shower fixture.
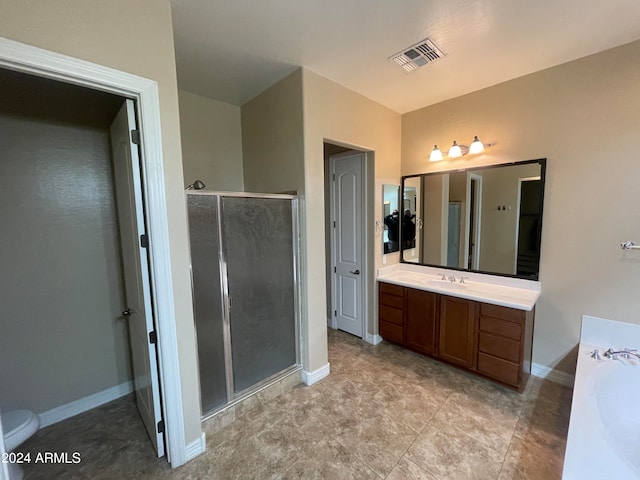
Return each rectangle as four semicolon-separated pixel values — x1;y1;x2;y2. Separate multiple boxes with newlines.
186;179;206;190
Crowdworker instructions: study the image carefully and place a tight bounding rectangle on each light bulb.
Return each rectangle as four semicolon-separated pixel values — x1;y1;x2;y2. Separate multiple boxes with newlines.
448;141;462;158
469;136;484;154
429;145;443;162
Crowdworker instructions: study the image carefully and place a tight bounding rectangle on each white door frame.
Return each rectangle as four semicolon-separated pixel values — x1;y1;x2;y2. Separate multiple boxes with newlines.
0;37;191;466
328;147;370;342
0;410;8;480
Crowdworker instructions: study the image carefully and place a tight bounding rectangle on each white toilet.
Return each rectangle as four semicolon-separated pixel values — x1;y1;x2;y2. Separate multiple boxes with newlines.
2;410;40;480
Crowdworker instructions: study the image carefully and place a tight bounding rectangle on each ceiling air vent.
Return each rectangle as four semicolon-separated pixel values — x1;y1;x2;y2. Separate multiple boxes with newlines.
389;38;445;72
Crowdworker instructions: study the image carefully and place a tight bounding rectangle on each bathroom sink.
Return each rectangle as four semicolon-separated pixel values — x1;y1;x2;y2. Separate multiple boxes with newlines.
422;280;468;290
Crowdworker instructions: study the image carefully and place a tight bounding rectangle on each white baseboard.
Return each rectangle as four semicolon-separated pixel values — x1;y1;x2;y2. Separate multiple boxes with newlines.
302;363;330;386
185;432;206;462
327;317;337;329
365;333;383;345
531;362;575;388
38;381;133;428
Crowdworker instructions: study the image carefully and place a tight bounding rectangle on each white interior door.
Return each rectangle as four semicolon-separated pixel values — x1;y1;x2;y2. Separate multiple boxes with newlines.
0;411;8;480
331;151;364;338
111;99;165;457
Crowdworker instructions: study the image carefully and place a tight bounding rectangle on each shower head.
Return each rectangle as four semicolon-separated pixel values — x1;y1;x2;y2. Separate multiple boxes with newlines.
186;180;206;190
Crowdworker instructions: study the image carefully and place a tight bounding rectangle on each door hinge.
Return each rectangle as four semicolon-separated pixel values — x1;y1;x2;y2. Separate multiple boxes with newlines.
140;234;149;248
157;419;165;434
334;266;336;273
131;129;141;145
332;174;335;181
149;331;157;344
334;310;337;317
333;221;336;228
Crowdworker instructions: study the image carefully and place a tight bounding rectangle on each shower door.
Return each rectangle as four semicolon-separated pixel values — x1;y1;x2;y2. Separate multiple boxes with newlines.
187;192;299;416
187;194;228;413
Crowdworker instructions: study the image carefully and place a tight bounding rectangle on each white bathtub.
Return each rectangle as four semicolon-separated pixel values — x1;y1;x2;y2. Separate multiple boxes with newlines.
563;316;640;479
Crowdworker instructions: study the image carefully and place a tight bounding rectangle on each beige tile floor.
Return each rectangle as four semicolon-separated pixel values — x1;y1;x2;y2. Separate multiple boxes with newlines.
18;328;572;479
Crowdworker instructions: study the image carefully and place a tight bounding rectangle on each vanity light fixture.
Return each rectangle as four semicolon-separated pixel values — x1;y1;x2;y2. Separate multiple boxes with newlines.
448;140;463;158
429;145;443;162
469;136;485;154
430;135;487;161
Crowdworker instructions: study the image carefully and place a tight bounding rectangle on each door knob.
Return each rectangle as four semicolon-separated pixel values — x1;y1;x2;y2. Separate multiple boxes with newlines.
349;269;360;275
121;308;132;317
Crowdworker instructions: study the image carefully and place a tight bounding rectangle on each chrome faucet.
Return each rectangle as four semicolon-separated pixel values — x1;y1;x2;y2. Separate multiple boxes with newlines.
448;275;456;283
459;276;469;284
439;273;447;281
603;348;640;360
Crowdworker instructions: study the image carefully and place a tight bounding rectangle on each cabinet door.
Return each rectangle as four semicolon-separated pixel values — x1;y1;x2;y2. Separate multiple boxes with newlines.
439;296;476;368
405;288;438;355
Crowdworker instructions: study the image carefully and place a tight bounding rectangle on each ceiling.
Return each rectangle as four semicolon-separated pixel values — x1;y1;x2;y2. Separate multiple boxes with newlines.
170;0;640;114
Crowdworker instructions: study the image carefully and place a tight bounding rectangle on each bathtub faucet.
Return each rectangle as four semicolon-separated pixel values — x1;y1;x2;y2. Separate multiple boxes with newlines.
603;348;640;360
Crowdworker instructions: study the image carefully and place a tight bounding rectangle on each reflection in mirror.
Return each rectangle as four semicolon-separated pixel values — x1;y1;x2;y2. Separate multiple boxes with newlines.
402;177;421;263
401;159;546;279
382;184;400;254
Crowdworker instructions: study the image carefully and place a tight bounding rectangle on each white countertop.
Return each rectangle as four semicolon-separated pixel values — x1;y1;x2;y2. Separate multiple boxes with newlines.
377;264;541;311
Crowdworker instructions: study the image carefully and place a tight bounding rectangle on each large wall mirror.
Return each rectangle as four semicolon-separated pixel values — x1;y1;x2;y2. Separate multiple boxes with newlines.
382;184;400;254
401;159;546;280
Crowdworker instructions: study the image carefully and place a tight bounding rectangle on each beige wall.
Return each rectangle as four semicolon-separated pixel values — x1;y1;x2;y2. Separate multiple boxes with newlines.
241;68;401;372
302;69;402;362
0;78;131;414
241;70;304;194
179;90;244;191
0;0;202;446
402;40;640;373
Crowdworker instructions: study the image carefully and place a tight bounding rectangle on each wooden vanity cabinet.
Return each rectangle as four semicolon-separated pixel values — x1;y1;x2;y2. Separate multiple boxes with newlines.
377;281;534;392
476;303;534;389
438;295;477;369
405;288;438;356
378;282;405;344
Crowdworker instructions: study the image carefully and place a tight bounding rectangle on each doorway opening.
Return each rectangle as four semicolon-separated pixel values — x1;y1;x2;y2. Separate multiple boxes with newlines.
466;173;482;270
0;36;194;466
0;67;165;460
323;141;373;342
515;176;543;277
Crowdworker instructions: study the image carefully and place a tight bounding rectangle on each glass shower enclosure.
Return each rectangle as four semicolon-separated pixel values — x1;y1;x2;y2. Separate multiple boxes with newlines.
186;192;300;416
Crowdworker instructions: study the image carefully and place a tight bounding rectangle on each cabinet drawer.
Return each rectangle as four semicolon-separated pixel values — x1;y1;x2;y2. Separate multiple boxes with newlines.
480;303;524;323
379;305;403;326
379;321;404;344
479;315;522;341
478;332;520;363
380;292;404;309
477;353;520;386
379;282;404;297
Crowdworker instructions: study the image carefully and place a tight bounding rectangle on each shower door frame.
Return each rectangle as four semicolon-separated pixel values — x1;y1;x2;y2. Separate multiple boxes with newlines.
187;191;302;419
